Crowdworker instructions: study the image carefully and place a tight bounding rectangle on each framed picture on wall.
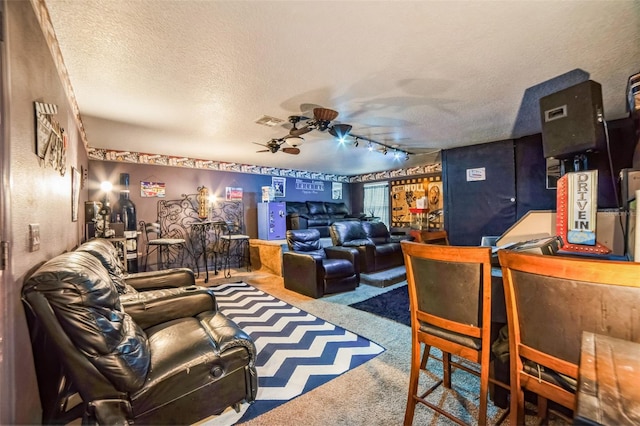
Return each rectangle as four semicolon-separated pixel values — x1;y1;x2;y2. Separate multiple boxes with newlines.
332;182;343;199
272;177;286;197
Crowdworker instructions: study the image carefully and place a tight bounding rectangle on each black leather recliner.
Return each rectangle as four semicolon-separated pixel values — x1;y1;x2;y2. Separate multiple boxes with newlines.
330;220;412;273
283;229;359;298
22;246;258;425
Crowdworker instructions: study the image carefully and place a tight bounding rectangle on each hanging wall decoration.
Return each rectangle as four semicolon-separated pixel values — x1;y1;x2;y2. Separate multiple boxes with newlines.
34;101;67;176
140;181;166;197
391;173;443;229
272;177;286;197
225;187;243;201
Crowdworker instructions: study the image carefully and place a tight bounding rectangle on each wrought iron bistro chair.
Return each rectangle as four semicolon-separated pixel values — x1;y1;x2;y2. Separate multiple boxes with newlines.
216;220;251;278
498;250;640;425
401;241;509;426
139;220;186;271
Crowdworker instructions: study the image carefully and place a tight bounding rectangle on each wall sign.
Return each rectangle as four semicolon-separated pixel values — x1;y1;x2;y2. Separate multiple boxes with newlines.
140;181;166;197
466;167;486;182
272;177;286;197
295;179;324;194
391;174;443;229
567;170;597;245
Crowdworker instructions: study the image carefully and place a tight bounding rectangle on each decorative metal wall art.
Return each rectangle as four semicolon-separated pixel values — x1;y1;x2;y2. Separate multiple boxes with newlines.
35;101;67;176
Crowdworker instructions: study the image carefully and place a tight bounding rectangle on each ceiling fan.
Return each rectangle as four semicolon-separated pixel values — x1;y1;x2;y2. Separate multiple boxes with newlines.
254;138;300;155
287;107;346;137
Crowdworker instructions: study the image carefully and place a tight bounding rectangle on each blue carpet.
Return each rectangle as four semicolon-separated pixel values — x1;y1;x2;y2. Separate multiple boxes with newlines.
348;284;410;327
212;282;385;422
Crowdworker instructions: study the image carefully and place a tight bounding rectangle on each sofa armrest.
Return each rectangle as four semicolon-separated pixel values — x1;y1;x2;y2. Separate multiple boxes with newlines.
289;214;309;230
325;246;360;276
203;311;257;362
325;246;357;262
282;252;324;298
388;234;414;243
122;286;217;329
124;268;195;291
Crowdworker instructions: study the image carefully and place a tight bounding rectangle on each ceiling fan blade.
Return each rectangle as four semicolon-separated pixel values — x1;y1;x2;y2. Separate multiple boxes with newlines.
313;107;339;122
282;147;300;155
256;149;270;153
252;141;268;147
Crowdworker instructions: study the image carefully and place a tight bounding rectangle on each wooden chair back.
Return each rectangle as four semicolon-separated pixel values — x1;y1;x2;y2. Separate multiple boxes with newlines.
498;250;640;424
402;241;504;425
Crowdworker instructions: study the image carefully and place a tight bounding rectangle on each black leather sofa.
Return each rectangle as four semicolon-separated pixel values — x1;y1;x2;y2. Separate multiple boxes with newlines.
286;201;365;238
22;238;257;425
330;220;413;274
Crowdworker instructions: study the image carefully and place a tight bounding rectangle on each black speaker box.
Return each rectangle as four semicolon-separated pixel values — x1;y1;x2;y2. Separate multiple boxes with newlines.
540;80;605;159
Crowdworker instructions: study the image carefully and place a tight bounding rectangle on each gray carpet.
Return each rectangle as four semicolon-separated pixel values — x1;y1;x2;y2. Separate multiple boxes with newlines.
199;270;569;426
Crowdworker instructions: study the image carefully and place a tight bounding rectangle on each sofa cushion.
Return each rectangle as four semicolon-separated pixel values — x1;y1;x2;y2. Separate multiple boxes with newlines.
76;238;128;293
330;220;370;245
307;215;330;227
24;251;151;392
286;201;309;216
343;239;374;247
286;229;326;258
362;221;391;240
307;201;327;215
325;202;350;216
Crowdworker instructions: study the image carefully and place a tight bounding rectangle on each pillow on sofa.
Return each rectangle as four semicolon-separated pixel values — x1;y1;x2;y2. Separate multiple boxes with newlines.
307;201;328;215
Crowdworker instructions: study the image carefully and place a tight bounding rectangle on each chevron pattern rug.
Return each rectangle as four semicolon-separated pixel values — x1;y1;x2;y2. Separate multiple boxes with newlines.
212;282;385;423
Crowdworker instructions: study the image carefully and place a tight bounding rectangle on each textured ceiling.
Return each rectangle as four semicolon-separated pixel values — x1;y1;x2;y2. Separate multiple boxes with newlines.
44;0;640;176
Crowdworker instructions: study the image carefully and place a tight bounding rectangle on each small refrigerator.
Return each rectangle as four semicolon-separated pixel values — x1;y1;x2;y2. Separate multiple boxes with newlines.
257;202;287;240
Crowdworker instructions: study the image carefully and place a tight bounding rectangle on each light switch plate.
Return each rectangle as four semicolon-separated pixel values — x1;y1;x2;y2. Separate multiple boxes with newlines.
29;223;40;252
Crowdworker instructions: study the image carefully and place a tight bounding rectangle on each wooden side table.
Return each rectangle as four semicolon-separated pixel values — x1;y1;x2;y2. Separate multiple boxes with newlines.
575;332;640;425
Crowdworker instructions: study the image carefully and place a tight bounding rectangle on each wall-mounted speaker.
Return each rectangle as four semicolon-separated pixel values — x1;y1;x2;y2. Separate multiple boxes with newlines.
540;80;606;159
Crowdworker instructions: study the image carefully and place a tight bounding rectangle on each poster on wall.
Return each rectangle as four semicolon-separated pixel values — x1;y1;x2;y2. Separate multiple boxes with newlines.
332;182;343;199
140;181;166;197
391;174;443;229
272;177;286;197
226;187;243;201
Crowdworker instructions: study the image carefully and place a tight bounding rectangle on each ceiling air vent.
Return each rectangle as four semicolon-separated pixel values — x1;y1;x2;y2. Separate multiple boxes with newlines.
255;115;285;127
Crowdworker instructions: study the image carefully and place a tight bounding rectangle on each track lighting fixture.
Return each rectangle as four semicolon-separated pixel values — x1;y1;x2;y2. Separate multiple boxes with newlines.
367;142;374;151
354;137;359;147
382;147;388;155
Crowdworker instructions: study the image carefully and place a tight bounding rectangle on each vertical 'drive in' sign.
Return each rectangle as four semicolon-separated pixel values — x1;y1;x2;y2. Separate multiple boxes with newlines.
567;170;598;245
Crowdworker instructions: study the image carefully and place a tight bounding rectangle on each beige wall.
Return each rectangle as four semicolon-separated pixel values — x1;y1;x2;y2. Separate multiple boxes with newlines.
2;1;88;423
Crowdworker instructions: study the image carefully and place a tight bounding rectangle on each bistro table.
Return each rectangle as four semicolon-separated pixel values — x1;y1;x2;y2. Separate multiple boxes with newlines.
190;220;226;283
575;331;640;425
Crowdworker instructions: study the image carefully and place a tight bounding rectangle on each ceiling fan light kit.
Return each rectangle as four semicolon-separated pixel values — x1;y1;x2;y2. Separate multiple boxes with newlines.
285;136;304;148
256;106;412;160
